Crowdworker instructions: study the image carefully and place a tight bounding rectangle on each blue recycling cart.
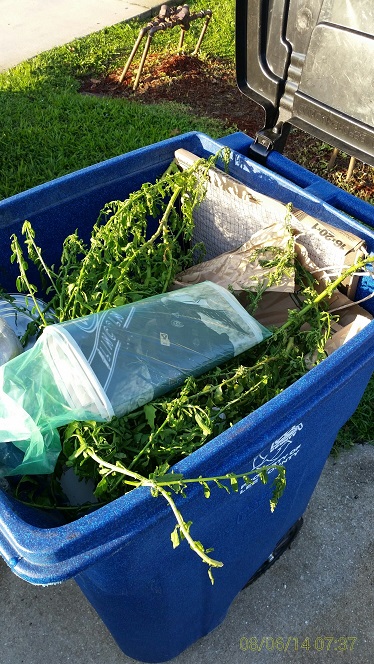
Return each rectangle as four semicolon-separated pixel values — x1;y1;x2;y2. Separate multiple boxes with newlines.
0;129;373;662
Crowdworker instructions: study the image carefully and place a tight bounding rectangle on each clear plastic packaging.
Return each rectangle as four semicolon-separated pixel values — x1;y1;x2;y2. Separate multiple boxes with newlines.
0;317;23;365
0;282;270;476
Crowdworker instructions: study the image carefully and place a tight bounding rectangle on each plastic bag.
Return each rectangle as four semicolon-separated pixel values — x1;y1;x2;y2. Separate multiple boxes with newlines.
0;317;23;365
0;293;56;349
0;282;270;477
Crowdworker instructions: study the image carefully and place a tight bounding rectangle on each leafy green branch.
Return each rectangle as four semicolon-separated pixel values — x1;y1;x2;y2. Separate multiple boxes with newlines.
70;440;286;583
9;150;225;325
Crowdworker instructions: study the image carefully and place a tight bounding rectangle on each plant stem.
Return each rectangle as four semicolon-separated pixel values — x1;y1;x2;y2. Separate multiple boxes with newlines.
85;445;224;569
128;466;285;488
10;235;49;327
23;222;59;294
102;184;183;308
278;254;374;335
153;484;224;568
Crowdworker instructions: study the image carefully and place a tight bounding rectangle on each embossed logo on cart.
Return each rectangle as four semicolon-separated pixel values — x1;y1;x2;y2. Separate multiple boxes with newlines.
239;423;303;495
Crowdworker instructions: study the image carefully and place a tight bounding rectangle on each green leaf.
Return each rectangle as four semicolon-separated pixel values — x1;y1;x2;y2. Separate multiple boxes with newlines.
194;412;212;437
179;521;192;541
229;475;239;492
214;479;230;494
202;481;211;498
94;476;108;498
63;422;79;440
194;539;205;552
214;385;223;403
242;475;253;486
113;296;126;307
68;443;87;461
170;524;180;549
258;468;269;485
144;403;156;430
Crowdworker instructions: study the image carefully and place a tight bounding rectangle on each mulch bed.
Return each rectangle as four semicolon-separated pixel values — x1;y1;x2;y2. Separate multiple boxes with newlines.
79;53;373;201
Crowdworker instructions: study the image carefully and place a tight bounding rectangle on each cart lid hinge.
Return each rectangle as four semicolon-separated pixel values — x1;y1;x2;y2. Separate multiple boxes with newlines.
249;123;291;164
249;48;304;164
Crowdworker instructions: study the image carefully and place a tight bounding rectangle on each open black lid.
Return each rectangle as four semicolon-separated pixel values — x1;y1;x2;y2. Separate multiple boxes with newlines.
236;0;374;165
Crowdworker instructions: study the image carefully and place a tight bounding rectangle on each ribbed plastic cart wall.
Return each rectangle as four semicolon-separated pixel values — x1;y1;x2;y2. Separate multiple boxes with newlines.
0;132;373;662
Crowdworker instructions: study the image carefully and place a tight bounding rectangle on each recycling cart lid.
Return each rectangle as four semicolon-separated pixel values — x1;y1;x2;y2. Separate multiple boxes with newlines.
236;0;374;165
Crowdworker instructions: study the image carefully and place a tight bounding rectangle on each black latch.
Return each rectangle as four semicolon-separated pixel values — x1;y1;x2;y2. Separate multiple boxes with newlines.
248;124;291;165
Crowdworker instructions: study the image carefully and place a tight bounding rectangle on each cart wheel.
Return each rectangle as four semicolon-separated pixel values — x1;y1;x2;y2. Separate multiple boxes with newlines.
243;517;304;589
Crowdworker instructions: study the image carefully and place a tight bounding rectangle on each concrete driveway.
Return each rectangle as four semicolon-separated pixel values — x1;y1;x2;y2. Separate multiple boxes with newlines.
1;444;373;664
0;0;159;71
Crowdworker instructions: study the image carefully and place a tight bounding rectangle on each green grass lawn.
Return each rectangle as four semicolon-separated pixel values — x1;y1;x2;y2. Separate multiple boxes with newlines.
0;0;235;200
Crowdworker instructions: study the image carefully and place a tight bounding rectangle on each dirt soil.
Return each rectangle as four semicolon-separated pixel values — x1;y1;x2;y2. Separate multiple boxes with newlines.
79;53;373;201
80;54;264;137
